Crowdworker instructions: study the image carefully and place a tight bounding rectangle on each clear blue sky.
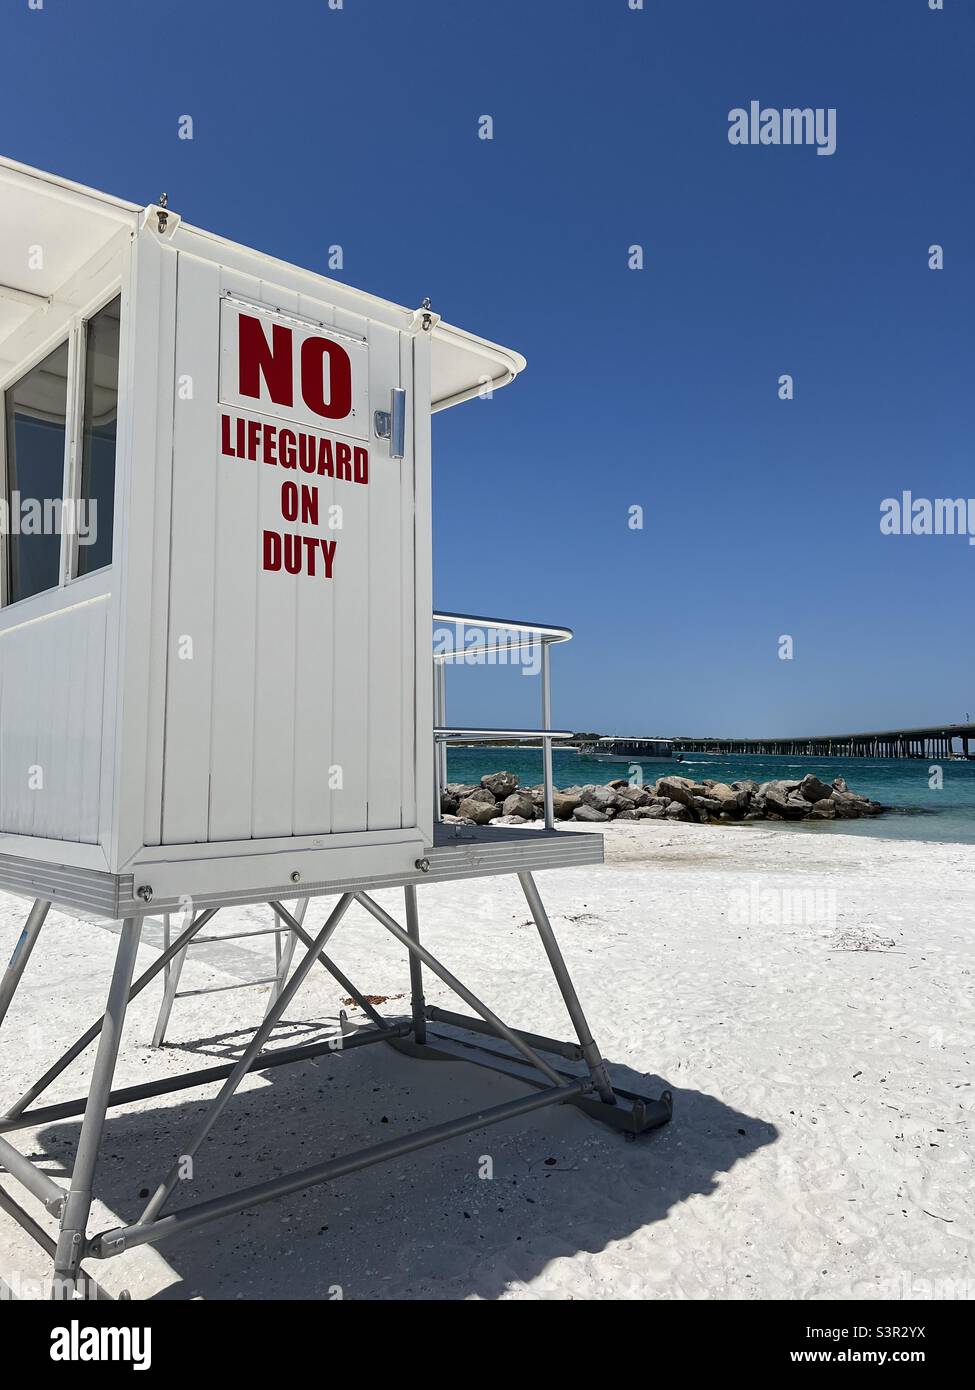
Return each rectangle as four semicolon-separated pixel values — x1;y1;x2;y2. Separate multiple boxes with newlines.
3;0;972;737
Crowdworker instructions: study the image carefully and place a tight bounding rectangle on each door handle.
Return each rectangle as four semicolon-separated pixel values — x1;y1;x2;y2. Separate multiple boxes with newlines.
374;388;407;459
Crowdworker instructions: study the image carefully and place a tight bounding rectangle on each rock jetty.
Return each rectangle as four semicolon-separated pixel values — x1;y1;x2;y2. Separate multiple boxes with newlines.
441;772;884;826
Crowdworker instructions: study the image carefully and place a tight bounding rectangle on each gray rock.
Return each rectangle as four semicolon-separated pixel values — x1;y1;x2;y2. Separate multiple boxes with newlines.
764;785;811;819
440;792;460;815
708;782;749;816
502;791;535;820
552;791;582;819
832;777;849;793
808;798;836;819
572;804;609;822
495;814;528;826
616;785;651;807
732;780;760;794
637;804;666;818
665;801;692;821
656;777;697;811
616;809;640;820
708;782;738;801
466;786;497;805
481;771;518;798
580;784;621;812
798;774;834;803
456;796;503;824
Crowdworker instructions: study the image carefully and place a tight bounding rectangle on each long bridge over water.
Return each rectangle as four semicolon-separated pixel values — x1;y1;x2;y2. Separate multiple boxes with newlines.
671;722;975;760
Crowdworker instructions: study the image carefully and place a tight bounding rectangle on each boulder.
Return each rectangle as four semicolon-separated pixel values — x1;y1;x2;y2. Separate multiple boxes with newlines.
758;779;800;797
581;784;621;812
481;771;518;799
665;801;692;821
573;804;609;822
616;809;640;820
693;796;723;815
764;784;811;819
637;804;667;818
456;796;503;824
616;785;651;808
656;777;697;811
797;774;834;803
466;787;498;806
502;791;535;820
808;798;836;819
552;790;582;820
732;780;760;794
708;782;738;800
495;814;528;826
832;777;849;793
445;784;478;799
440;792;460;815
708;782;750;816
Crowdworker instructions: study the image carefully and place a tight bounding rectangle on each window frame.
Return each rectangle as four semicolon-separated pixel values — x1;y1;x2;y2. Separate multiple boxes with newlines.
65;282;123;586
0;278;123;609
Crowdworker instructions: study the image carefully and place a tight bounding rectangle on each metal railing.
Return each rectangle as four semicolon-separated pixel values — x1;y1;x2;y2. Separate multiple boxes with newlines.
432;612;573;830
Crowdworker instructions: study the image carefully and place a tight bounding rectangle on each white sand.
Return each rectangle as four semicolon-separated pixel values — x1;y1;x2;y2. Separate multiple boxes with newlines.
0;823;972;1300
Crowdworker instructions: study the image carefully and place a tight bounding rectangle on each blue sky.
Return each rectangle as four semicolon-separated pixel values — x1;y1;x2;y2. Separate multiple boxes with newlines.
3;0;972;737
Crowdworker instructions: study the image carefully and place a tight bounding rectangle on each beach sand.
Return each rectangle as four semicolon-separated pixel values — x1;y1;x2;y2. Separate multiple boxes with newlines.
0;823;971;1300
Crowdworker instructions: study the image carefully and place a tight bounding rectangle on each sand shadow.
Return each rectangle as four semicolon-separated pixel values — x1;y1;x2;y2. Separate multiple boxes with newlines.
39;1020;777;1300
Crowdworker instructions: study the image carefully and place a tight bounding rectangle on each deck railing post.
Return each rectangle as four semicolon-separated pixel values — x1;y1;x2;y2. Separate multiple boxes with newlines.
541;639;555;830
0;898;50;1031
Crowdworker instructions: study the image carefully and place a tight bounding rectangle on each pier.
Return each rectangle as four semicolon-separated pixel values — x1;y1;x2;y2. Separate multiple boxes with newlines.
672;723;975;760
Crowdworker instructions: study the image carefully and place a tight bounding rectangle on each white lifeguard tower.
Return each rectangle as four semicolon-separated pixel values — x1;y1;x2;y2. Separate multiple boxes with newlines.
0;156;671;1297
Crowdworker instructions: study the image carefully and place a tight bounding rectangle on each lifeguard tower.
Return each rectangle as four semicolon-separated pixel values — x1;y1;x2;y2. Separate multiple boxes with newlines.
0;156;671;1297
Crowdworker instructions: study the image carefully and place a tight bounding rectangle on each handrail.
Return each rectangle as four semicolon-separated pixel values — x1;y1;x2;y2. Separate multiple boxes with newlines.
432;613;572;665
431;614;573;830
435;728;573;742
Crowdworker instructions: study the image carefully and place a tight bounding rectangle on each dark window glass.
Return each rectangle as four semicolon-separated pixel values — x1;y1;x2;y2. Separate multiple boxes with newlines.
3;341;69;603
77;296;120;576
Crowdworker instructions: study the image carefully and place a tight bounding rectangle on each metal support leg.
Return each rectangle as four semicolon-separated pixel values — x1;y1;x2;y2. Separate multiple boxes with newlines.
151;907;196;1048
52;918;143;1295
354;892;567;1088
0;899;50;1030
5;908;218;1121
264;899;306;1020
138;894;354;1226
517;871;616;1104
403;885;426;1044
269;901;387;1028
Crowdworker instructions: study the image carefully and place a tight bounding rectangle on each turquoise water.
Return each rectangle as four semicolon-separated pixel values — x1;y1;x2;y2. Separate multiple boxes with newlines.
446;747;975;845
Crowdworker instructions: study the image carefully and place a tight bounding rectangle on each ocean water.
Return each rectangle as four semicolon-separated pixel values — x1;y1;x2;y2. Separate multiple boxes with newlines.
445;747;975;846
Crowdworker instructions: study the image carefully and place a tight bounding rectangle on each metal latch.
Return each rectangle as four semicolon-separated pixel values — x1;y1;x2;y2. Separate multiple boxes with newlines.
374;388;406;459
